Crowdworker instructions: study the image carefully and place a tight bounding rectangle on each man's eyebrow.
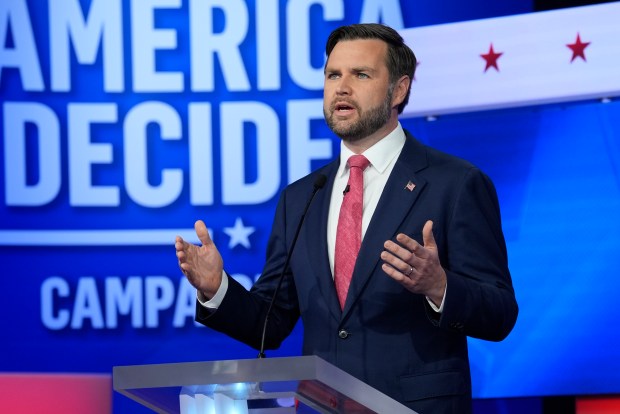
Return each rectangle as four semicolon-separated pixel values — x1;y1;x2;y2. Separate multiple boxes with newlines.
324;66;376;74
351;66;376;73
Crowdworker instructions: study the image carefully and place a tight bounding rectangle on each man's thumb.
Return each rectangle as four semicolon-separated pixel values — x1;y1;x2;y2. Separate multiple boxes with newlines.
194;220;211;246
423;220;437;249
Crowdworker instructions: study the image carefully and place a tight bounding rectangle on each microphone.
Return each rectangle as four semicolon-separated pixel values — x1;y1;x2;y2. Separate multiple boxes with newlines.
343;184;350;195
258;174;327;358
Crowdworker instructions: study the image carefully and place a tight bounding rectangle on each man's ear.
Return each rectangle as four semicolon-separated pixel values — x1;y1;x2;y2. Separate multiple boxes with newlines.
392;75;411;108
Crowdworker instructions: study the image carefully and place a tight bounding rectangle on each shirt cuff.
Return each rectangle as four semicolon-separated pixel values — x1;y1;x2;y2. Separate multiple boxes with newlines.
426;283;447;313
196;270;228;309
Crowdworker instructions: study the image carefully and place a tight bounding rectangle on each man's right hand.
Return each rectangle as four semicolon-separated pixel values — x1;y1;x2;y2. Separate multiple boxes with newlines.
175;220;223;299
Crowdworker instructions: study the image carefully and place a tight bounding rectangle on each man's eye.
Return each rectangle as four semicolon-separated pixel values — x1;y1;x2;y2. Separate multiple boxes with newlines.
327;73;340;80
357;73;369;79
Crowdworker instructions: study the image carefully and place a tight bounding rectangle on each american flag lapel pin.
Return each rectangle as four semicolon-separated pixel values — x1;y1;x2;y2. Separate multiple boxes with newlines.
405;181;416;192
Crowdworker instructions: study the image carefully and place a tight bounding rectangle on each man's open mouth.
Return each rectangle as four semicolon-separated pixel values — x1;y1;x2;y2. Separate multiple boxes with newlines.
334;102;356;112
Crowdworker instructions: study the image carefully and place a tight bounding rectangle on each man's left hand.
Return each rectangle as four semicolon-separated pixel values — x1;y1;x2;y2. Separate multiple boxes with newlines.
381;220;447;306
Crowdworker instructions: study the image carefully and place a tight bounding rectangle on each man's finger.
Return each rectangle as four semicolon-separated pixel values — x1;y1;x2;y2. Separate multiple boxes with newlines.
384;239;414;264
194;220;211;246
394;233;420;253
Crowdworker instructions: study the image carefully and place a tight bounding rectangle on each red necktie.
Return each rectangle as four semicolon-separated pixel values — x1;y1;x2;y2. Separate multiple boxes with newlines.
334;155;370;309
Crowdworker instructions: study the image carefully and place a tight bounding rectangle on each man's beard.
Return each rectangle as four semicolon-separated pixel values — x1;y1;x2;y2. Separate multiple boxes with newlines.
324;87;394;142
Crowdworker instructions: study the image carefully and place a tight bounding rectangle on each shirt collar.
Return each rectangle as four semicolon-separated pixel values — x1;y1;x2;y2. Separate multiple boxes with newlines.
337;123;406;177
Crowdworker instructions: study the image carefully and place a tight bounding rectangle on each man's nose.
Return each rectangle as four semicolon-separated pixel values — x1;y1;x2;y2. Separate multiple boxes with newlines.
335;76;352;95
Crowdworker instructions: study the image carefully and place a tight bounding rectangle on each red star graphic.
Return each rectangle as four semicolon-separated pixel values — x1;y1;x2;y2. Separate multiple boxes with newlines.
567;32;590;63
480;43;503;72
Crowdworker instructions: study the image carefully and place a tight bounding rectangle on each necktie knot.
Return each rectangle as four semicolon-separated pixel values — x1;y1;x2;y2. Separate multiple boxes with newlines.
348;154;370;171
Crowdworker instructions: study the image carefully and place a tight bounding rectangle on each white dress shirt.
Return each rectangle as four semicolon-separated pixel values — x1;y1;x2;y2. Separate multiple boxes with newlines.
327;124;405;276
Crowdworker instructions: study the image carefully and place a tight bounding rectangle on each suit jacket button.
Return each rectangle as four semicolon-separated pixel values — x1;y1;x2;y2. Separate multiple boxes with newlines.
338;329;349;339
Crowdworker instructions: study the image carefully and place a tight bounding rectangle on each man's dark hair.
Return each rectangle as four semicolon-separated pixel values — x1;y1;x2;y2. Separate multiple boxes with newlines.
325;23;417;114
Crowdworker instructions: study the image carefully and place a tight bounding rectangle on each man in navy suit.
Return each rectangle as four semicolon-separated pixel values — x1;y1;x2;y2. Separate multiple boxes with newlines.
176;23;518;413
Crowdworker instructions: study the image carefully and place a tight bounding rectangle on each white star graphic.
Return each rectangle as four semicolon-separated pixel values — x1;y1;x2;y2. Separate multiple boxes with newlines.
223;217;256;249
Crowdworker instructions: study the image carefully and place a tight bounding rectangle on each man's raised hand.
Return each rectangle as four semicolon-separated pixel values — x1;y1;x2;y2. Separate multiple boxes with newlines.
175;220;224;299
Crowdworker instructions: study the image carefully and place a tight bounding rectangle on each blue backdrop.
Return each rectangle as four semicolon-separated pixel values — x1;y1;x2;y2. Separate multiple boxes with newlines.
1;1;619;413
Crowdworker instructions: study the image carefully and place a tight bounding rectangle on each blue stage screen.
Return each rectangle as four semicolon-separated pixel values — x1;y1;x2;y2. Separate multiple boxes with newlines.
1;1;619;412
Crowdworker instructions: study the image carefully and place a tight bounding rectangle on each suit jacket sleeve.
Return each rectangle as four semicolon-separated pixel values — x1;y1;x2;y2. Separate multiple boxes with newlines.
432;166;518;341
195;189;301;351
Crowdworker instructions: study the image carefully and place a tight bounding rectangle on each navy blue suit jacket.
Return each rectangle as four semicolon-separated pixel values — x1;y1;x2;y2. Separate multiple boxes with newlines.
197;131;518;413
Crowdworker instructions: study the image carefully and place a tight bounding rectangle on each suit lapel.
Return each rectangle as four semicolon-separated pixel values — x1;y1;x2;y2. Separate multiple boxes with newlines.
342;134;429;316
302;161;343;322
